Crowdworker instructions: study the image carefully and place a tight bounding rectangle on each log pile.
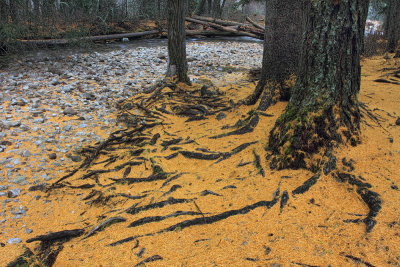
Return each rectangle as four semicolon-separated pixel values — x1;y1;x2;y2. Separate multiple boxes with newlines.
185;16;264;40
18;16;265;46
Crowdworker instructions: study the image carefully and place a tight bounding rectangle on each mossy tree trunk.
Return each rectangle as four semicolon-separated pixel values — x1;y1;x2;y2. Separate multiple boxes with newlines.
267;0;369;170
385;0;400;52
166;0;190;84
243;0;304;109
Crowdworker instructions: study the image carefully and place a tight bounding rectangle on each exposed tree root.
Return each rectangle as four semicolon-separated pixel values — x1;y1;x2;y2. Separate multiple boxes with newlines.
133;255;163;267
210;114;259;139
82;217;126;240
180;151;221;160
340;253;376;267
280;190;289;212
26;229;85;243
128;211;203;228
252;150;265;177
161;173;185;188
110;172;170;185
333;172;382;233
292;174;321;195
125;197;194;215
6;247;34;267
108;198;278;247
18;229;86;266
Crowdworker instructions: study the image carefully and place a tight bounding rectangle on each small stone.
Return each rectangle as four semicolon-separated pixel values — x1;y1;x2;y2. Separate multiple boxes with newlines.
20;150;31;157
63;107;78;116
396;117;400;126
71;155;82;162
1;120;21;129
7;188;21;198
216;112;226;121
25;228;33;234
157;54;166;60
13;175;26;184
33;118;45;123
0;185;8;191
7;238;22;244
49;153;57;160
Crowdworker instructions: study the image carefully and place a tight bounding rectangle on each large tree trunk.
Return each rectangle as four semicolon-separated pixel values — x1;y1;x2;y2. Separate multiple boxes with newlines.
243;0;304;108
166;0;190;84
385;0;400;52
267;0;369;171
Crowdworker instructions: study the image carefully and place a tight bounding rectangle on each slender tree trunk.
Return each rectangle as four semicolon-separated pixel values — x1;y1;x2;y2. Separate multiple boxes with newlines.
166;0;190;84
385;0;400;52
212;0;221;18
243;0;304;108
0;0;8;23
220;0;227;17
267;0;369;171
207;0;212;15
196;0;207;15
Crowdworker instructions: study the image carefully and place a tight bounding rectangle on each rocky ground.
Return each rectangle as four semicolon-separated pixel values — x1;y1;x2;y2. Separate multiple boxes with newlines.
0;39;262;246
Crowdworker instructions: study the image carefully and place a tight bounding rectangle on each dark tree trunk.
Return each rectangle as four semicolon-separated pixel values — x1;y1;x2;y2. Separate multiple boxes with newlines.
207;0;212;14
243;0;304;108
212;0;221;18
166;0;190;84
385;0;400;52
196;0;207;15
0;0;8;23
267;0;369;171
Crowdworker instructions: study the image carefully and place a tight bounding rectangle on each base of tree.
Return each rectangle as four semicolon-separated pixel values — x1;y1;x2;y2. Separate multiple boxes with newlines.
267;103;360;171
241;76;295;108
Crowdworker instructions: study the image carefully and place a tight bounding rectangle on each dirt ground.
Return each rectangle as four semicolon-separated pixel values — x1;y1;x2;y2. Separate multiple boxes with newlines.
1;55;400;267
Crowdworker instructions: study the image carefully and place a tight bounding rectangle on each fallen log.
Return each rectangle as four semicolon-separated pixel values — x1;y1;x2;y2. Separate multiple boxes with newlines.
246;16;265;31
193;15;250;27
19;30;160;46
185;29;249;37
185;17;263;40
190;16;264;37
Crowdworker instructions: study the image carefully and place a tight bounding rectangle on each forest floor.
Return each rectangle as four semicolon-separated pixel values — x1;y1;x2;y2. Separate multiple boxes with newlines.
1;48;400;266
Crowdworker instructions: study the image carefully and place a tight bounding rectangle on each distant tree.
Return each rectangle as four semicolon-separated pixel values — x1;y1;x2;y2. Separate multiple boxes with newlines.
195;0;207;15
166;0;190;84
384;0;400;52
243;0;304;110
267;0;369;171
195;0;226;18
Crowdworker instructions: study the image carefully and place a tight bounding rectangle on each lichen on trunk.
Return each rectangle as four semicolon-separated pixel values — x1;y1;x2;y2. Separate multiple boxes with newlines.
267;0;369;170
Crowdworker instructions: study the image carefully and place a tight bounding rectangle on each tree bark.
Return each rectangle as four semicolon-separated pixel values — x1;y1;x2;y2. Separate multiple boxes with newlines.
166;0;190;84
243;0;304;107
385;0;400;52
267;0;369;171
